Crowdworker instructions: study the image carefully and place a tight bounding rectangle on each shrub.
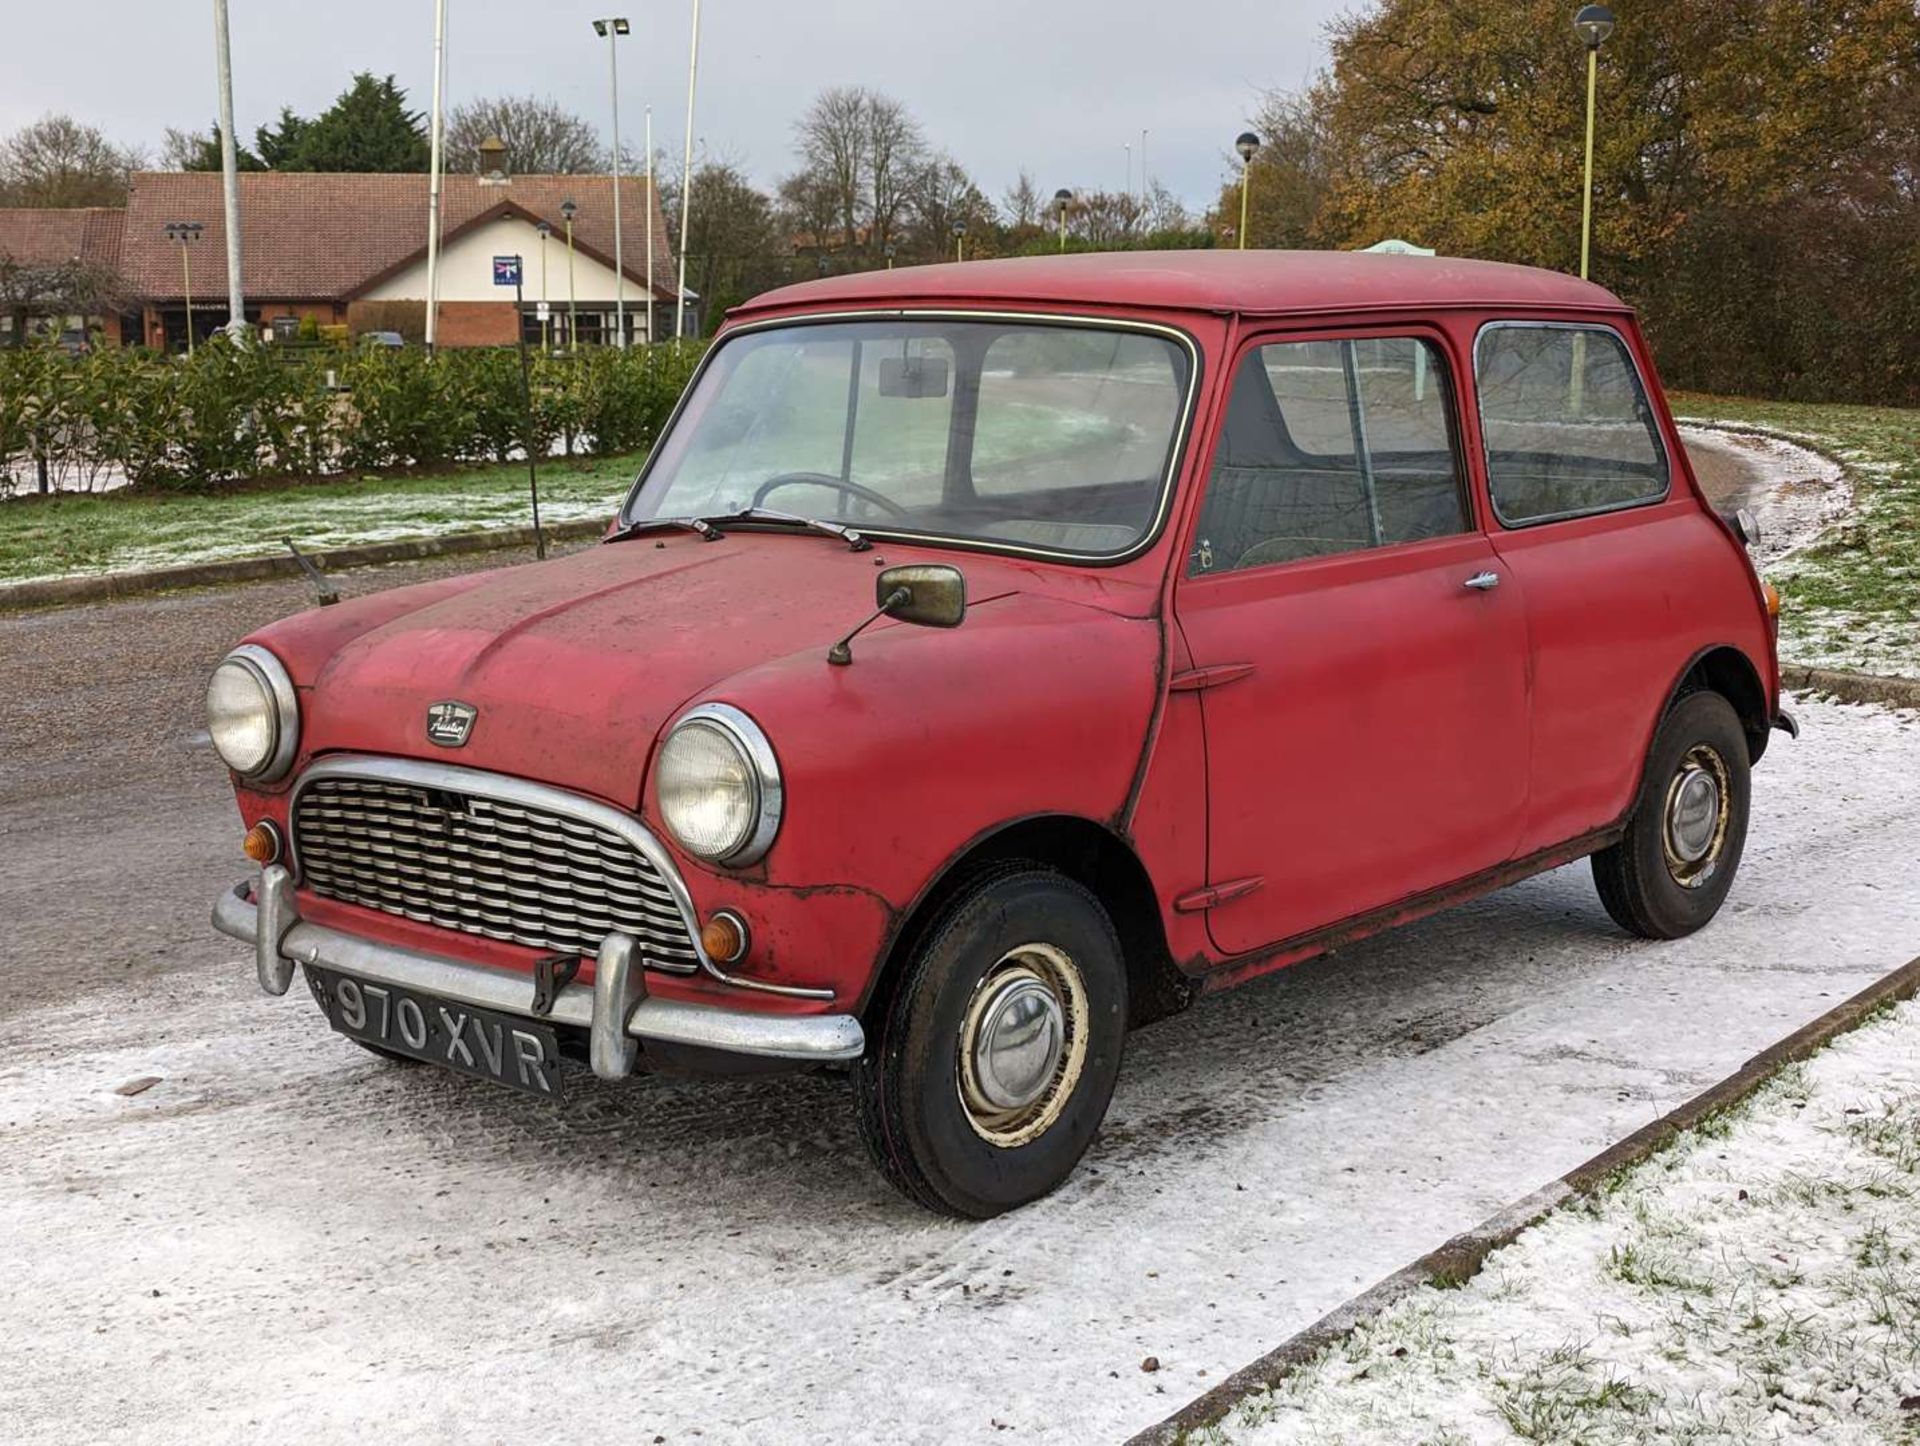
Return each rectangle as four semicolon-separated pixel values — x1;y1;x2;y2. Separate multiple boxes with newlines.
2;337;706;491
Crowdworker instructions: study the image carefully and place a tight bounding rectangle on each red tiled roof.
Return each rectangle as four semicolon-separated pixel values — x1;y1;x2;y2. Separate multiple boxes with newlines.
118;171;675;302
0;207;126;272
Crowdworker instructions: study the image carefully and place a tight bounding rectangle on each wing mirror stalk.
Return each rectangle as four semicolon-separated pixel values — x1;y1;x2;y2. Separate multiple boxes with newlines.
827;564;966;666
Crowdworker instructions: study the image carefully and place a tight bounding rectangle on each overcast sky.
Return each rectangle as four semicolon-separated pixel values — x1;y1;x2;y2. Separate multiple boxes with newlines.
0;0;1338;208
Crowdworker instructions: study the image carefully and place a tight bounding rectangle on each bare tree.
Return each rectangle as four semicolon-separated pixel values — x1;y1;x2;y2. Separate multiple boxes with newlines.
1000;170;1044;230
1071;189;1147;247
0;256;125;340
789;87;927;259
864;92;926;256
0;114;144;207
445;95;607;174
776;170;840;253
905;155;993;259
159;123;261;172
794;87;870;253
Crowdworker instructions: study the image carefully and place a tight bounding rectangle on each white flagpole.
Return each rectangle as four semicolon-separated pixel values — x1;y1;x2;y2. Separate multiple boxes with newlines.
644;105;654;344
674;0;700;341
212;0;247;341
425;0;448;351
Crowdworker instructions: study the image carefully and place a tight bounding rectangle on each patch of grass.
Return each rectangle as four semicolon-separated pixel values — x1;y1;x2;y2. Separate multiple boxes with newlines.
0;451;645;583
1671;391;1920;677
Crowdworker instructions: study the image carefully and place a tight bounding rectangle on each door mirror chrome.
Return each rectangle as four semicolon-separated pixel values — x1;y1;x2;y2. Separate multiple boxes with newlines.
875;564;967;629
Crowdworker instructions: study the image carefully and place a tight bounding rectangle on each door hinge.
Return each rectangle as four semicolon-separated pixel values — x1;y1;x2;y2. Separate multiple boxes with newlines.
1169;662;1256;693
1172;876;1265;913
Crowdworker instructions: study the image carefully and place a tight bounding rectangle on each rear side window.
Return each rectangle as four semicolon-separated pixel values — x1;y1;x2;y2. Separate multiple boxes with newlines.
1475;324;1669;525
1190;336;1467;574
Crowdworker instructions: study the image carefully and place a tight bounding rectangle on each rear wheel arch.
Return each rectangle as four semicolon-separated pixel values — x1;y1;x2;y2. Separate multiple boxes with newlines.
1670;644;1771;764
863;814;1190;1033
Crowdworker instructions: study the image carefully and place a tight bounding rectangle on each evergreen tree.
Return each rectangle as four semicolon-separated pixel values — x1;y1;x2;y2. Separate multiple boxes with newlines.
259;75;428;172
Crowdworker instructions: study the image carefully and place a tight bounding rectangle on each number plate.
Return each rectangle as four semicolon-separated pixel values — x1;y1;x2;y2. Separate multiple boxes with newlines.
306;967;564;1099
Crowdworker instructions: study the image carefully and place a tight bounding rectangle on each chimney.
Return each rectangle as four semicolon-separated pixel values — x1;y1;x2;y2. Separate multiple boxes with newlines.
478;135;510;186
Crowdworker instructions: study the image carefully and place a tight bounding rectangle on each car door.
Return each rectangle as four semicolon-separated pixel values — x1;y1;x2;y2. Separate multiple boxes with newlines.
1173;328;1531;957
1471;319;1693;855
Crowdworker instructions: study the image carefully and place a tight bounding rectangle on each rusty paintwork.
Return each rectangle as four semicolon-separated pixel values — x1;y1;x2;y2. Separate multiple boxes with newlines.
222;251;1779;1042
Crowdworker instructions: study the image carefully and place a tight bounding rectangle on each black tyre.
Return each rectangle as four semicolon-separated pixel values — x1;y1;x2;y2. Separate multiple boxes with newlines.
1592;690;1751;939
853;866;1128;1218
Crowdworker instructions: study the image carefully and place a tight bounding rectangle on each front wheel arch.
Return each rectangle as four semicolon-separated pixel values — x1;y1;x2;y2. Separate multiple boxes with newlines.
862;814;1189;1034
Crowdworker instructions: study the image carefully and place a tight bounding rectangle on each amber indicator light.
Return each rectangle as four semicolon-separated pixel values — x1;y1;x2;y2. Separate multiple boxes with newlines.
700;913;747;964
242;822;281;864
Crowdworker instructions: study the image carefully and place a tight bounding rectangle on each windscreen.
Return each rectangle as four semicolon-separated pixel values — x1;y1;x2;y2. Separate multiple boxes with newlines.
625;318;1193;558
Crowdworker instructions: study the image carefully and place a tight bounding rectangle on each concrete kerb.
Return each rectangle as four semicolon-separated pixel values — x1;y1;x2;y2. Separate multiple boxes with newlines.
0;518;608;613
1781;664;1920;711
1129;952;1920;1445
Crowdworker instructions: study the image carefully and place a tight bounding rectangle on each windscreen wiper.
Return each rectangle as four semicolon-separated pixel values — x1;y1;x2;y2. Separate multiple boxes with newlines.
705;507;872;552
603;515;724;544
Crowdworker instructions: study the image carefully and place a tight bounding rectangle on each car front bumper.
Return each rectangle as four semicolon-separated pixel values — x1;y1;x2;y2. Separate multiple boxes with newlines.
212;865;866;1078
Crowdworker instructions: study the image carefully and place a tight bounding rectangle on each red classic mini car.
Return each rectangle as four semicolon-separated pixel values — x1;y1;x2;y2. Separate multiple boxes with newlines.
210;252;1791;1216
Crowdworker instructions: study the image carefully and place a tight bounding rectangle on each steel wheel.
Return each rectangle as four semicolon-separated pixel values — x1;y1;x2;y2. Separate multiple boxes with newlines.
955;943;1089;1148
1592;690;1751;940
1661;743;1732;888
853;865;1128;1218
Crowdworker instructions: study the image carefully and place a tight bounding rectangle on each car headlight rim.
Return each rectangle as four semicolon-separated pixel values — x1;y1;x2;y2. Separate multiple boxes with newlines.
208;644;299;783
658;702;783;866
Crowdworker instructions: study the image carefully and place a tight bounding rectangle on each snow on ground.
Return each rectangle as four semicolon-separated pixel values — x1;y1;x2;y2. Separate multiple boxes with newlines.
2;698;1917;1445
1198;998;1920;1445
1676;423;1852;572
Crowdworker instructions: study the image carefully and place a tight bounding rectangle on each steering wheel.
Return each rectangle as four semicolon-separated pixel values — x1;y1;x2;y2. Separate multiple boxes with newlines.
750;471;912;520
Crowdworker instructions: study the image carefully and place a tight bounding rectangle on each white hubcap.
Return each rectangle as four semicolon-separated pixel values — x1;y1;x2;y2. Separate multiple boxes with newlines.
956;944;1088;1148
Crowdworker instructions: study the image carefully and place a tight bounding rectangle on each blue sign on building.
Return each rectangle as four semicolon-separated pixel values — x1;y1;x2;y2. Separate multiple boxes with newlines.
493;255;523;287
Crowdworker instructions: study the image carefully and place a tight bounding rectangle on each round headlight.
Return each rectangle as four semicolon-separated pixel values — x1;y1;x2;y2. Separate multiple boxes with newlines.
207;645;299;782
656;704;782;865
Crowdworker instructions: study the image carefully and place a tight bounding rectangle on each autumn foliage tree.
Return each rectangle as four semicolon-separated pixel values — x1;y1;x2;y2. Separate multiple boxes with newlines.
1220;0;1920;402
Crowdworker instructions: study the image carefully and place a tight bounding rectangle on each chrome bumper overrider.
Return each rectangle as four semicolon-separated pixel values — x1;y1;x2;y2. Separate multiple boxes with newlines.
213;865;865;1076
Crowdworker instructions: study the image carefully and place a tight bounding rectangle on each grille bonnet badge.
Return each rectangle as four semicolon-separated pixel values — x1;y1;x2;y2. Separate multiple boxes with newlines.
425;700;478;748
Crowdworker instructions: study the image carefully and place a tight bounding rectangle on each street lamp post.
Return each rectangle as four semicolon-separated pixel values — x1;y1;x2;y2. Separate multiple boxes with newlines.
536;220;553;354
561;200;579;353
592;18;632;348
1054;188;1073;252
164;222;204;354
1235;132;1261;250
883;243;896;271
952;219;967;264
1573;5;1615;281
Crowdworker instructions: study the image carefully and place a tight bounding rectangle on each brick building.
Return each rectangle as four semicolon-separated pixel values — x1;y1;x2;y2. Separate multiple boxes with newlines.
0;206;131;344
2;167;682;351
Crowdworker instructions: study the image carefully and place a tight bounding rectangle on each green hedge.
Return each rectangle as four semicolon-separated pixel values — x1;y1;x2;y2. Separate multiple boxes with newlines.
0;339;705;493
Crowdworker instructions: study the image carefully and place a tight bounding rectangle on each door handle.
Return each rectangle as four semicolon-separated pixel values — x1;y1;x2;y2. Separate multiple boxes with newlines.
1463;571;1501;592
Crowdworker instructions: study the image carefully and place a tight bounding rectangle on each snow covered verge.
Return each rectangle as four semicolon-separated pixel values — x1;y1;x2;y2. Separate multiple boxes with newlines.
1677;403;1920;681
1192;998;1920;1446
1675;423;1852;571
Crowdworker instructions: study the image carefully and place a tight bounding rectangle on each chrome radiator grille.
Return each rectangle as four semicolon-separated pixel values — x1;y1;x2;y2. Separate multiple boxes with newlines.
292;775;698;969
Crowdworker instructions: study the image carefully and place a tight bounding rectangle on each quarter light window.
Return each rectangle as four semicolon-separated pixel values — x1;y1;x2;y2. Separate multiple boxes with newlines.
1191;336;1467;574
1475;324;1668;524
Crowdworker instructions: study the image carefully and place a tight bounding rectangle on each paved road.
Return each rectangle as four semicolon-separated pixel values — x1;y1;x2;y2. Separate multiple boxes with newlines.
4;459;1917;1444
